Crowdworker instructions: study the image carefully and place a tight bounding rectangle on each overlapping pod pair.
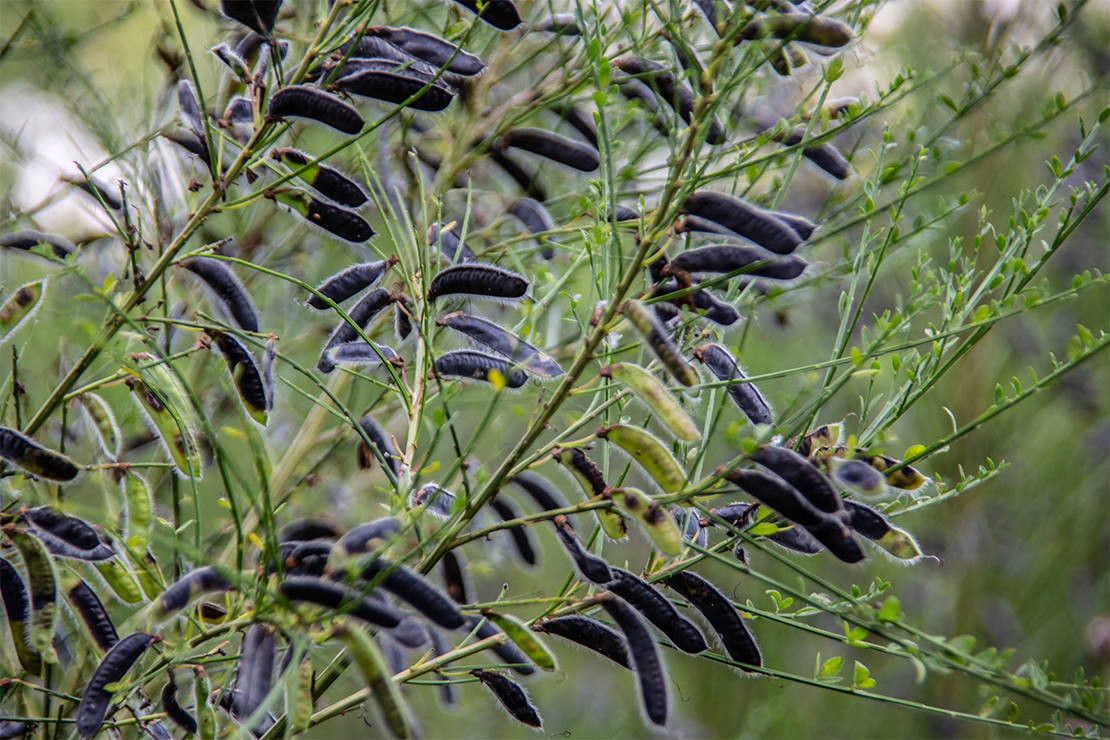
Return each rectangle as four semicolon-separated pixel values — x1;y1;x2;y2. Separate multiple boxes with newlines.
600;363;700;441
694;343;773;426
1;230;75;258
680;191;810;255
126;355;201;479
272;148;368;208
621;300;700;387
267;187;376;243
437;311;563;380
76;632;158;738
316;287;396;374
497;128;600;172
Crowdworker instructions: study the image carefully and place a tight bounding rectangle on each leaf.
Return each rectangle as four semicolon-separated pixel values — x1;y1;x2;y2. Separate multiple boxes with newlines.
877;596;900;623
819;657;844;678
1008;701;1020;722
853;661;876;689
749;523;780;536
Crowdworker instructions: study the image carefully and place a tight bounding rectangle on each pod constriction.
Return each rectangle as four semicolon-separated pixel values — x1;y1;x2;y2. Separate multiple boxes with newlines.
0;427;80;482
267;85;365;134
437;311;562;378
180;257;259;333
498;128;600;172
681;192;803;254
428;263;528;303
471;669;543;728
76;632;157;738
451;0;522;29
336;61;456;112
535;616;631;668
605;567;706;654
597;594;668;726
665;570;761;668
621;300;700;387
434;350;528;389
365;26;486;76
668;245;808;280
694;343;772;425
553;515;612;583
22;507;113;560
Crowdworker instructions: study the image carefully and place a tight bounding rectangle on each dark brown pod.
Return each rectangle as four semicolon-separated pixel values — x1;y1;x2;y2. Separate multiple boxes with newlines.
693;343;772;425
307;259;395;310
427;264;528;303
681;192;802;254
1;230;75;258
220;0;282;38
669;245;807;281
664;570;761;668
452;0;522;29
336;61;455;112
532;13;582;35
66;578;119;651
497;128;599;172
654;280;741;326
76;632;157;738
471;669;542;728
751;445;842;513
267;85;365;135
365;26;485;76
180;257;259;333
436;311;562;378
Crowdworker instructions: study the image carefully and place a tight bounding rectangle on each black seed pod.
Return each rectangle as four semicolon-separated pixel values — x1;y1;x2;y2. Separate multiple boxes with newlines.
356;416;401;476
66;579;119;651
694;343;772;425
0;428;80;482
471;670;542;728
222;95;254;124
489;497;536;566
436;312;562;378
613;57;725;145
180;257;259;333
360;559;466;629
334;518;401;559
597;594;668;726
428;263;528;303
220;0;282;37
768;211;816;241
206;330;270;423
621;300;700;387
739;13;854;48
830;457;887;494
434;350;528;388
442;550;470;605
0;230;75;258
681;192;802;254
535;616;630;668
509;472;569;516
751;445;842;513
606;568;707;654
277;576;408;630
151;566;232;622
664;570;761;668
428;222;476;263
303;197;375;242
161;670;198;735
365;26;485;76
497;128;599;172
507;195;555;238
533;13;582;35
279;519;341;543
468;617;535;674
842;500;892;541
76;632;157;738
177;80;205;142
233;624;277;736
318;288;393;373
655;281;741;326
611;204;641;222
451;0;522;29
1;557;42;674
22;508;112;560
782;130;850;180
551;104;599;147
336;62;455;112
669;245;808;280
275;148;368;208
394;295;414;341
62;174;123;210
553;515;611;583
326;341;399;368
267;85;365;135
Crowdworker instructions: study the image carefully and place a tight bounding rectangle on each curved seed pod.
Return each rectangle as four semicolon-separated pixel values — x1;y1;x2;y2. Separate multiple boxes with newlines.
654;280;742;325
471;669;542;729
194;668;217;740
875;526;929;562
267;85;364;134
317;287;393;373
179;257;259;333
437;312;562;378
509;471;569;516
1;278;48;346
481;610;557;671
434;350;528;389
76;632;157;737
79;393;120;460
206;329;269;425
620;300;699;387
62;173;123;210
827;457;886;495
274;148;368;208
279;518;341;543
488;147;546;200
681;192;802;254
609;488;684;557
365;26;485;76
552;448;628;540
782;129;851;180
597;594;668;726
356;416;400;476
553;515;611;583
467;617;535;674
210;42;251;83
116;470;153;549
664;571;761;668
1;230;75;257
767;211;816;241
126;377;202;480
6;529;57;653
277;576;411;631
234;624;276;733
360;558;466;629
151;567;231;622
330;621;416;739
751;445;842;513
506;197;556;259
326;341;399;369
596;425;686;494
1;557;43;674
551;103;599;147
739;13;854;47
710;506;823;555
336;62;455;112
307;259;395;310
428;263;528;303
669;245;807;280
533;13;582;34
497;128;599;172
333;518;401;561
270;189;375;243
613;57;725;145
867;454;928;490
162;670;198;735
489;497;536;566
0;427;80;482
285;541;333;576
177;80;205;143
600;364;700;441
21;508;113;561
409;483;456;519
220;0;281;37
605;567;706;654
694;343;772;425
451;0;522;29
441;550;470;604
64;577;119;652
793;423;842;457
428;222;476;263
394;296;414;342
535;616;630;668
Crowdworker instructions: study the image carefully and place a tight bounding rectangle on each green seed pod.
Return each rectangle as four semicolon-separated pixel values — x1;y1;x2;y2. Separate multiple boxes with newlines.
115;469;153;551
596;424;687;494
867;454;928;490
6;528;57;654
552;448;628;541
600;364;700;441
620;300;699;387
193;667;218;740
609;487;684;557
289;655;314;732
94;543;146;604
330;621;416;739
206;329;270;425
0;278;47;347
739;13;854;48
0;427;80;482
79;393;121;460
1;556;44;674
125;547;165;601
482;610;558;671
126;375;202;480
876;526;928;562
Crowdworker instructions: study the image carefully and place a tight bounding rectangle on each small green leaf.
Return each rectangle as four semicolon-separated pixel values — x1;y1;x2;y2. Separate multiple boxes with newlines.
877;596;900;623
904;444;925;458
750;522;780;536
943;161;963;175
820;657;844;678
1008;702;1020;723
974;305;990;322
853;661;876;689
850;347;863;366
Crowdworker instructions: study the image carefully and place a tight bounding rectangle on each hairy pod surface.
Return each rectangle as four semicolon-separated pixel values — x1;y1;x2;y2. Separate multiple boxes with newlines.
605;567;707;654
437;311;562;378
356;416;401;476
279;518;342;543
654;280;742;326
6;528;58;653
0;427;80;482
597;424;687;494
739;13;854;47
307;259;395;309
180;257;260;333
79;393;121;460
694;343;773;425
621;300;700;386
76;632;157;738
428;222;475;263
410;483;456;519
317;287;393;372
609;487;685;557
498;128;600;172
535;616;631;668
275;148;368;208
553;447;629;540
782;129;851;180
326;341;399;369
272;189;376;243
22;507;113;560
366;26;485;75
613;56;725;144
65;577;120;652
333;517;401;560
126;375;202;480
506;197;556;258
828;457;887;495
600;363;700;441
751;445;842;513
336;61;455;112
207;329;270;424
665;570;762;668
532;13;582;35
669;245;808;280
1;278;48;346
267;85;364;134
471;669;543;728
428;263;528;303
597;594;668;726
681;192;803;254
867;453;928;490
553;515;612;583
277;576;410;632
233;624;277;734
434;350;529;388
360;557;466;629
332;621;417;738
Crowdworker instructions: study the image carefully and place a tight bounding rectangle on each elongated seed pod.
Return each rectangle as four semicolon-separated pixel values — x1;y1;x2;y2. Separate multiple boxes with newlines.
506;197;556;259
79;393;120;460
336;62;455;112
274;148;368;208
126;377;202;480
482;610;557;670
613;57;725;145
601;364;700;442
0;427;80;482
22;508;113;561
360;558;466;629
672;508;709;548
669;245;807;280
609;487;685;557
471;669;542;728
665;571;761;668
694;343;772;425
535;616;631;668
621;300;700;387
162;670;198;735
781;130;850;180
1;278;48;346
468;617;535;674
551;104;599;147
206;329;269;425
605;567;706;654
498;128;599;172
307;259;395;309
271;189;375;243
739;13;854;47
326;341;399;369
76;632;157;737
842;500;890;540
1;557;43;674
597;594;668;726
708;504;820;554
365;26;485;75
6;529;57;653
65;577;119;651
279;519;341;543
434;350;528;389
597;425;686;494
428;263;528;303
331;621;416;738
681;192;802;254
180;257;259;333
333;518;401;561
437;312;562;378
151;566;231;622
767;211;816;241
117;471;154;549
428;222;475;263
233;624;276;734
442;550;470;604
193;668;217;740
552;448;628;540
163;130;211;168
553;515;611;583
409;483;455;519
509;471;569;516
533;13;582;34
356;416;400;476
654;280;742;325
220;0;280;37
488;147;546;200
752;445;842;513
489;497;536;566
284;540;333;576
62;173;123;210
1;230;75;257
318;288;393;373
177;80;205;143
277;576;407;631
210;42;251;82
451;0;522;29
267;85;364;134
866;454;928;490
94;544;145;605
875;526;928;562
828;457;886;494
287;654;314;731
